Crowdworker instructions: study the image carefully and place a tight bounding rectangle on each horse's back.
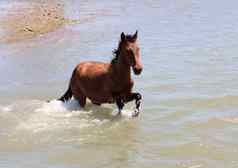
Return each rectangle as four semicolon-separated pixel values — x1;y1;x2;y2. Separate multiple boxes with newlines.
75;61;110;78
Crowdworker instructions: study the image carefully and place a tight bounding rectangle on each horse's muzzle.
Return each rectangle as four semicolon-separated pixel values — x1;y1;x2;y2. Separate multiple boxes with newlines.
133;67;142;75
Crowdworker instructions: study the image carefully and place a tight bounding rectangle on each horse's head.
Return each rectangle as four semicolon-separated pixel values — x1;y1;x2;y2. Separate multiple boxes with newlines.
120;31;143;75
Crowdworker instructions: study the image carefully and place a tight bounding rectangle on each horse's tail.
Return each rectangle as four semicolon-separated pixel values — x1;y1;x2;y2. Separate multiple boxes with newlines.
58;69;77;102
58;86;72;102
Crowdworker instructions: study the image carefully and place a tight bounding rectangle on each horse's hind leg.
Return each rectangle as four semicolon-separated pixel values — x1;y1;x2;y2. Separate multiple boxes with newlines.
77;94;86;108
74;94;86;108
72;87;86;108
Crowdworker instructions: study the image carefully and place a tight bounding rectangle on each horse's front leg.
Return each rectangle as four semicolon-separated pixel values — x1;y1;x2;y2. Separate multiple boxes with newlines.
124;92;142;117
116;96;124;115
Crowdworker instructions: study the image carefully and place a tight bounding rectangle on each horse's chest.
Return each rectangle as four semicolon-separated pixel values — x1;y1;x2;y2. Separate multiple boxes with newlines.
112;81;134;95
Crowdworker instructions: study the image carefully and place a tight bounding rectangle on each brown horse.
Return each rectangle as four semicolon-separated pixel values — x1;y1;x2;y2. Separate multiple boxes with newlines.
58;31;143;116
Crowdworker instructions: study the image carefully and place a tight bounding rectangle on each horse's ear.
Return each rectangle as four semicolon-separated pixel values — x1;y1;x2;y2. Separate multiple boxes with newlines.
133;30;138;40
121;32;126;41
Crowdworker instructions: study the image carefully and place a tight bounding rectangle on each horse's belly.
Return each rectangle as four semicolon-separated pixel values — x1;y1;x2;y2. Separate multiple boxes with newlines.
81;86;114;103
88;92;114;104
72;67;114;103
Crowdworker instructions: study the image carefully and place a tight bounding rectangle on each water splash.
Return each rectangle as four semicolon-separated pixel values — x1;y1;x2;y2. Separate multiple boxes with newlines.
11;99;137;133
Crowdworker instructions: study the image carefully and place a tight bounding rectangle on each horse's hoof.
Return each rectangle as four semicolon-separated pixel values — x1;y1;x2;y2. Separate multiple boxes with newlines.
116;110;122;116
132;109;140;117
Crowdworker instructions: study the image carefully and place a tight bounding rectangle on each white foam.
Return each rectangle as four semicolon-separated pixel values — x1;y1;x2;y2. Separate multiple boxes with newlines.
7;99;137;133
118;108;140;118
40;99;138;118
17;99;113;133
36;99;81;113
0;106;12;112
0;104;13;114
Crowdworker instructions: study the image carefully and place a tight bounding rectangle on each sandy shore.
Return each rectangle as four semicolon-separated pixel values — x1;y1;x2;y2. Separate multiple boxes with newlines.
0;1;73;43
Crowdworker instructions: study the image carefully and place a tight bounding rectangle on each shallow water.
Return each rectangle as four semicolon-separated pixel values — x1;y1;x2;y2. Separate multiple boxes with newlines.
1;0;238;167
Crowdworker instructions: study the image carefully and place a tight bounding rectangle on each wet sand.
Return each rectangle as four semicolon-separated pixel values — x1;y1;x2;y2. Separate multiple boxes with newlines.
0;1;68;43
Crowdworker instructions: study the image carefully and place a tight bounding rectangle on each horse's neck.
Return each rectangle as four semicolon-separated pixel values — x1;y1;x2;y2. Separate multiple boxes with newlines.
110;56;131;84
